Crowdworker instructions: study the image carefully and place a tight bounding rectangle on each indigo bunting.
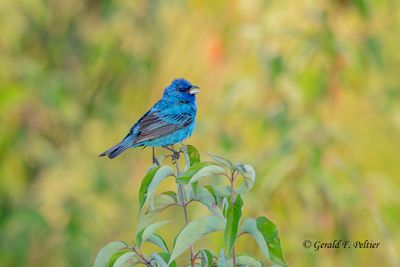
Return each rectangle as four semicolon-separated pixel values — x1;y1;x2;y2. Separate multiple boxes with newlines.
99;78;199;159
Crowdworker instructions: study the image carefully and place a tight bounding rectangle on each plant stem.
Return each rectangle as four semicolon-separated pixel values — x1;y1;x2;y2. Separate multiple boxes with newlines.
230;170;237;267
174;149;195;267
132;245;151;266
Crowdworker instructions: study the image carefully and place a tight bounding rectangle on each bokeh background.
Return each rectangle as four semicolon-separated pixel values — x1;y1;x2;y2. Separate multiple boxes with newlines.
1;0;400;266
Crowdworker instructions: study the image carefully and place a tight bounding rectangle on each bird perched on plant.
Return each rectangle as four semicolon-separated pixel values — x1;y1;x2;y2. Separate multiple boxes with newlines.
99;78;199;161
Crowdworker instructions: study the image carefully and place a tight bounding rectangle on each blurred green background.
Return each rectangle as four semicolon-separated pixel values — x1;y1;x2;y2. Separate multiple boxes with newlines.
1;0;400;266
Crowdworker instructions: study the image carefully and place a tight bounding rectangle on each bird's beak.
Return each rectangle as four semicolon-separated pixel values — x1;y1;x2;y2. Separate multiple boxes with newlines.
189;85;200;95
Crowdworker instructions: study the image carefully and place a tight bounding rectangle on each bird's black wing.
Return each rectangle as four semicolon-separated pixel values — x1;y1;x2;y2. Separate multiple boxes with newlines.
132;110;194;144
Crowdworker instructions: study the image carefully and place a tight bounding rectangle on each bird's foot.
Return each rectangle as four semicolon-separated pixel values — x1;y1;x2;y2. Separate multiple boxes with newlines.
164;145;181;163
152;156;160;166
171;150;180;162
152;147;160;166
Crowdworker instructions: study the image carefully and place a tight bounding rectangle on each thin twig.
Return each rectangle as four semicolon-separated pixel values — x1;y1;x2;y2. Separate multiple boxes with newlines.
132;245;151;266
172;145;195;267
222;173;232;181
230;169;237;267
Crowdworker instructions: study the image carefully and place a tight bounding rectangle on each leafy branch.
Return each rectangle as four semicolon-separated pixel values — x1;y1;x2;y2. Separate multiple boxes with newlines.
94;145;287;267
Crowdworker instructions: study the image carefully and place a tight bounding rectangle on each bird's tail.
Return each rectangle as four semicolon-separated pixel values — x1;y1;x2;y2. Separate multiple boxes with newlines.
99;138;132;159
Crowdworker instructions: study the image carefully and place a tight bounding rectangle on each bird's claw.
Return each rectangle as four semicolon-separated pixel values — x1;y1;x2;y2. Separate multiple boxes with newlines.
165;151;181;163
171;151;180;162
163;145;181;163
152;147;161;166
153;156;160;166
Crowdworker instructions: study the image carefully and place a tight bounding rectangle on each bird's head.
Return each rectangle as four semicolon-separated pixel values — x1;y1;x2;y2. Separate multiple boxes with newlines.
163;78;200;103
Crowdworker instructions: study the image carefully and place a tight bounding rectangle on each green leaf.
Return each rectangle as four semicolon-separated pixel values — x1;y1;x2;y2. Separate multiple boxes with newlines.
190;165;225;184
257;217;286;266
187;145;201;165
150;252;177;267
147;233;169;253
94;241;129;267
204;186;217;203
136;210;158;234
139;166;160;210
224;194;243;256
141;166;175;209
136;220;171;248
233;162;246;172
235;163;256;195
169;216;225;263
177;162;211;184
199;249;214;267
107;250;131;267
161;191;178;201
149;254;167;267
137;199;174;244
177;162;224;184
192;181;199;195
145;192;177;214
212;185;231;198
227;254;264;267
240;218;268;258
222;197;228;218
205;185;227;208
208;154;234;170
113;251;139;267
217;249;226;267
190;186;224;218
240;217;287;266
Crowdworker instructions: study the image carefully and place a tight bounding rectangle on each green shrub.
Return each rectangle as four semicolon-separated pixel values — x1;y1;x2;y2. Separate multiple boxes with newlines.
94;145;287;267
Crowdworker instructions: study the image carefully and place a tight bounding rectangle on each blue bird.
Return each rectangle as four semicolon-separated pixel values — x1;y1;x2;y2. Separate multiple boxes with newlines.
99;78;199;160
